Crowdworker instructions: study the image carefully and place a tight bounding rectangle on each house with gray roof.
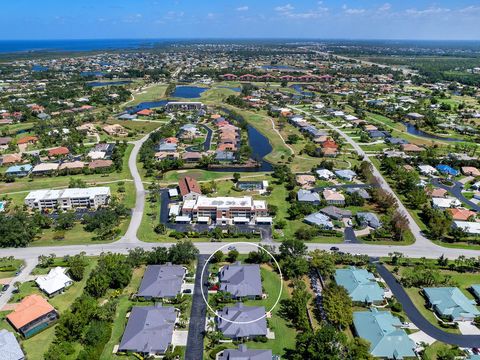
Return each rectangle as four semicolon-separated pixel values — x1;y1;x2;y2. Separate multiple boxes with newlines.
119;305;177;355
155;142;177;152
335;266;385;304
304;212;334;229
297;189;320;204
217;303;267;339
138;264;186;299
353;309;416;359
423;287;480;321
215;150;236;162
320;205;352;220
357;212;382;229
0;329;24;360
219;262;262;299
335;169;357;181
218;345;273;360
345;187;371;200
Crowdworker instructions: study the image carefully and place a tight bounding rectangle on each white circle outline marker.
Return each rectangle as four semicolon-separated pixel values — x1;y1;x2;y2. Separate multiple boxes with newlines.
200;241;283;325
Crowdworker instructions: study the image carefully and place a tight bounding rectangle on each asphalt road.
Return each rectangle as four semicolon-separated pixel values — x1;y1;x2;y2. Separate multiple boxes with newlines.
376;263;480;347
185;255;209;360
431;178;480;212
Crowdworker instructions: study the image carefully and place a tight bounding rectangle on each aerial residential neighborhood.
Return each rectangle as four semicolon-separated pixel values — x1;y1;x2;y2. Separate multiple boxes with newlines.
1;1;480;360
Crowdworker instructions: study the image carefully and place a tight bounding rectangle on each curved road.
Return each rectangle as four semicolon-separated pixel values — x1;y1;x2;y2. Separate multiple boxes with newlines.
376;263;480;347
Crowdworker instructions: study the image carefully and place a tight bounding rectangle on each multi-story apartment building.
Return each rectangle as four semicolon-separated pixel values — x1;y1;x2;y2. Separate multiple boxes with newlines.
180;196;270;225
24;187;111;211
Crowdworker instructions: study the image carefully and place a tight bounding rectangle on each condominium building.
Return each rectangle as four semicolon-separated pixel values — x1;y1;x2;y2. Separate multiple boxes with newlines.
25;187;110;211
180;196;269;225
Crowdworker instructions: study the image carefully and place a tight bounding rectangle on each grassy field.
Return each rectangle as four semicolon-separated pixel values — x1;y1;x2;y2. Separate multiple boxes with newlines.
124;83;169;107
0;258;24;279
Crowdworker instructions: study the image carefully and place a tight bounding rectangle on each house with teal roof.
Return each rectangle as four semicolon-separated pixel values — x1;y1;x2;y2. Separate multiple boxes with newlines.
334;266;385;304
471;284;480;302
423;287;480;321
353;309;416;359
6;164;32;177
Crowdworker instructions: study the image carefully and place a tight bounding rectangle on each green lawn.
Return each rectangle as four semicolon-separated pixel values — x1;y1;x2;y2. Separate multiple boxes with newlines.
0;258;24;279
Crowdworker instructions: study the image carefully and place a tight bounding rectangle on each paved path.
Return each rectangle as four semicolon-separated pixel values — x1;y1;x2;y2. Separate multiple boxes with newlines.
431;179;480;212
376;263;480;347
0;258;38;310
185;255;209;360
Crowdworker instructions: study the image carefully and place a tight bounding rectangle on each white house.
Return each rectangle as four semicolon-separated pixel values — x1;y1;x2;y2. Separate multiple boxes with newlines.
432;197;461;209
316;169;335;180
453;221;480;235
36;267;73;297
418;165;438;176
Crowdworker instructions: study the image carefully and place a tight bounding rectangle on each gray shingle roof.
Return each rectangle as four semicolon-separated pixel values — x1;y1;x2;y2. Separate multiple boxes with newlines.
119;305;176;354
138;264;185;298
219;262;262;298
0;330;24;360
320;205;353;220
297;189;320;203
218;345;273;360
217;303;267;338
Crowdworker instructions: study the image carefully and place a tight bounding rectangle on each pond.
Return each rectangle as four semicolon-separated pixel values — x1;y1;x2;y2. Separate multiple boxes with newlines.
172;86;208;98
402;122;463;142
127;100;168;114
261;64;301;71
32;65;48;72
87;80;132;87
291;84;314;97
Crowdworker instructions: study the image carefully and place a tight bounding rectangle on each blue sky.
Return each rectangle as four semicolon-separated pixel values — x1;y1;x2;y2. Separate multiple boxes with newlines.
2;0;480;40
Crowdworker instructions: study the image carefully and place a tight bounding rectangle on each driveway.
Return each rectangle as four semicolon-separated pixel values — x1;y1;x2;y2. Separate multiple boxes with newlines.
431;179;480;212
344;227;359;243
458;321;480;335
185;255;210;360
172;330;189;346
375;263;480;347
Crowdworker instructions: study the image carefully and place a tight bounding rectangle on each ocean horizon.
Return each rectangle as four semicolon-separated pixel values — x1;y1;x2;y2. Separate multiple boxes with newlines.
1;38;480;54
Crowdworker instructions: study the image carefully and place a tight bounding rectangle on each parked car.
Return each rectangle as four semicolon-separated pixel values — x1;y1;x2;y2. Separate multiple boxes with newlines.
330;246;339;251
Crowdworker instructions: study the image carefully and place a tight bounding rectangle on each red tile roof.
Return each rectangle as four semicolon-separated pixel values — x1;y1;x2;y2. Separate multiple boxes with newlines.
48;147;69;157
178;176;202;197
7;294;55;330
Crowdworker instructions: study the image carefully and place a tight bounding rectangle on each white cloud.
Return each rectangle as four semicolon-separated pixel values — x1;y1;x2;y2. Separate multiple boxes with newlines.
378;3;391;12
236;6;249;12
343;7;366;15
275;4;294;13
405;7;451;16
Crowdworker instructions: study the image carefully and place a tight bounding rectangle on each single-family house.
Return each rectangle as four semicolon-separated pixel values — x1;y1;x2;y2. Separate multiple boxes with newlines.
423;287;480;321
304;212;334;229
436;164;459;177
118;305;176;355
32;163;59;175
296;174;316;188
322;189;345;206
356;212;382;229
353;309;416;359
418;165;437;176
5;164;33;177
35;267;73;297
426;187;448;198
335;267;385;304
401;144;424;153
297;189;321;204
217;303;267;339
219;262;262;299
88;159;113;170
452;221;480;235
320;206;352;220
432;197;461;209
0;329;25;360
6;294;59;338
470;284;480;302
447;208;476;221
335;169;357;181
218;345;272;360
316;168;335;180
345;187;371;200
48;147;69;157
462;167;480;177
137;264;186;299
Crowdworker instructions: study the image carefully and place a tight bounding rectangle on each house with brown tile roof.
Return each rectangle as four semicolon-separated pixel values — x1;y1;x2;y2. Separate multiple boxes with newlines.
59;161;85;171
17;136;38;145
447;208;477;221
48;147;69;157
401;144;424;153
462;167;480;177
6;294;58;338
88;159;113;170
427;187;448;198
0;153;22;165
